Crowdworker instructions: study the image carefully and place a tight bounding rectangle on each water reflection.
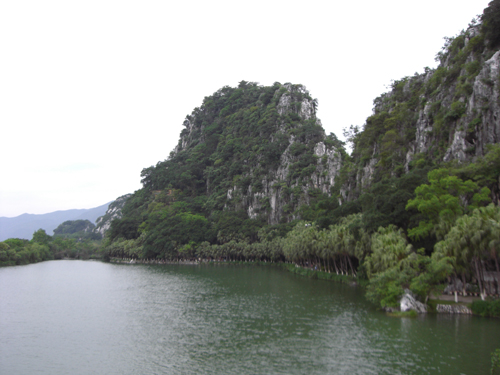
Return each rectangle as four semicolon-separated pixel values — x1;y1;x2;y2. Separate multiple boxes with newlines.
0;261;498;375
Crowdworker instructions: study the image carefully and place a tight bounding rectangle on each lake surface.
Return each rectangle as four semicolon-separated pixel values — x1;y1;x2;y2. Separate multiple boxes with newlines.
0;260;499;374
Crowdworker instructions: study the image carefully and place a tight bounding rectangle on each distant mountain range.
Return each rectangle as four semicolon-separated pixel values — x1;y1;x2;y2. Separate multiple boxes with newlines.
0;202;111;241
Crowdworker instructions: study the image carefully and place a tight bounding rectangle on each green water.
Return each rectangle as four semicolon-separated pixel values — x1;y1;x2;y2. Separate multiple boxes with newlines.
0;260;498;374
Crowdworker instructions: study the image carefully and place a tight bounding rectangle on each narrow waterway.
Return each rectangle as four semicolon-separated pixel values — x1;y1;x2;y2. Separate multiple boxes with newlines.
0;260;498;374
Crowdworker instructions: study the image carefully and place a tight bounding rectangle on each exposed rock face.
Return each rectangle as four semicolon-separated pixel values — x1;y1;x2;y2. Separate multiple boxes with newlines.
436;304;472;314
239;85;342;224
408;101;434;166
143;19;500;225
314;142;343;193
94;194;132;236
444;50;500;161
169;83;345;225
226;139;343;224
276;84;316;120
400;289;427;313
348;24;500;195
471;50;500;156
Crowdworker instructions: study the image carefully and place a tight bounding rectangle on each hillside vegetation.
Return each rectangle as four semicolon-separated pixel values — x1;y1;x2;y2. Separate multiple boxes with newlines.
104;1;500;309
0;228;102;266
6;1;498;310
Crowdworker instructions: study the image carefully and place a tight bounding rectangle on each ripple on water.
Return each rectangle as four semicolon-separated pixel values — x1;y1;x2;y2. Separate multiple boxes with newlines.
0;261;498;375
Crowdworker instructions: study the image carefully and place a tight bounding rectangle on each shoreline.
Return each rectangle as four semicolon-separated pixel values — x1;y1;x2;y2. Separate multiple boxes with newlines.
108;257;487;316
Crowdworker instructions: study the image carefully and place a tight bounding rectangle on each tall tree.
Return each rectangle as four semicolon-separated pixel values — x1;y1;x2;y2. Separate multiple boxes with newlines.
434;204;500;300
406;168;490;241
364;225;412;278
31;229;52;246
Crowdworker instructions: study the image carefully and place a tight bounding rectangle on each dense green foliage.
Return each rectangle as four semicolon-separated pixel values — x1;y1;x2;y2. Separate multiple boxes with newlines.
406;168;490;241
471;299;500;318
5;3;499;331
492;348;500;374
0;235;52;266
140;82;327;208
0;229;102;266
100;1;500;313
107;81;340;258
482;0;500;48
107;111;500;311
434;203;500;299
53;219;102;240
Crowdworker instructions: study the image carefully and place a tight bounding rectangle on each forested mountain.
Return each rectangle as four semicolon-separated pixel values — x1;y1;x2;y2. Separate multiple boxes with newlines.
53;219;101;241
107;81;346;253
140;82;344;225
344;15;500;203
105;2;500;309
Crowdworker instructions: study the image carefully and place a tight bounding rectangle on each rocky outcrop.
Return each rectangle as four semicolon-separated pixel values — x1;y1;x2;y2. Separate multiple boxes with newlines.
470;50;500;156
226;139;343;224
349;23;500;193
436;304;472;314
313;142;343;193
400;289;427;313
93;194;132;236
238;86;343;224
170;83;345;225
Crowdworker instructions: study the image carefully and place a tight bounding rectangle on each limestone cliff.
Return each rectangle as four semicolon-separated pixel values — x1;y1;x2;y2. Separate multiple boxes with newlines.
222;85;343;224
94;194;132;236
106;2;500;256
346;21;500;200
142;82;345;225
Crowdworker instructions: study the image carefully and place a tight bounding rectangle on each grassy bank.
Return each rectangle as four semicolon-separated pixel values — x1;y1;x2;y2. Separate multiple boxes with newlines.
471;299;500;318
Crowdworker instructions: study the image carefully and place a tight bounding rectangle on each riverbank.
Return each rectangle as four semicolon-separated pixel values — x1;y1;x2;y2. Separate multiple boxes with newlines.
109;257;199;265
108;257;500;317
109;257;363;283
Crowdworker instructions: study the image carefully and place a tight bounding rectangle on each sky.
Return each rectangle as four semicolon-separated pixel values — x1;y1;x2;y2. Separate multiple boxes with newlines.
0;0;492;218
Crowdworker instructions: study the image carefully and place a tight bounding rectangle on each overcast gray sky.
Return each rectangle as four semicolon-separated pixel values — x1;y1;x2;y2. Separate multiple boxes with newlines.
0;0;491;218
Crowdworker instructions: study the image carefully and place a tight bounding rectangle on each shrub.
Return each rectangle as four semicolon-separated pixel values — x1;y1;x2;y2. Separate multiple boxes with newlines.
465;60;481;77
444;101;466;123
467;34;485;53
471;299;500;318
